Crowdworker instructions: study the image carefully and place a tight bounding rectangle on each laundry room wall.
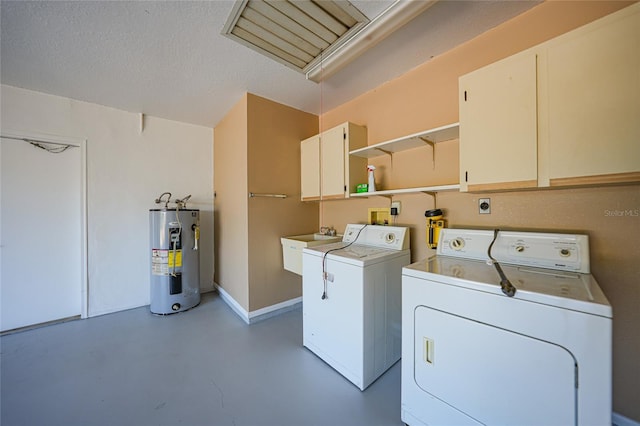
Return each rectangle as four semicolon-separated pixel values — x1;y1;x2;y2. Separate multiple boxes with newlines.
317;1;639;422
1;84;214;317
213;94;250;310
214;93;318;318
246;93;319;312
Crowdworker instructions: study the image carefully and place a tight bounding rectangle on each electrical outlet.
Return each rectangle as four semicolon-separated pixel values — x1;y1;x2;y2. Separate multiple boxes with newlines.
390;201;401;215
479;198;491;214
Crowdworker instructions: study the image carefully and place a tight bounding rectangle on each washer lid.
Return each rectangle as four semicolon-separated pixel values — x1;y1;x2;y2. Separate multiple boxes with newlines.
403;256;612;318
303;242;409;267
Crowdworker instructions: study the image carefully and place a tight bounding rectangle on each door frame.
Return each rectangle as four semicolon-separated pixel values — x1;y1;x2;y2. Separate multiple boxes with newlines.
1;129;88;319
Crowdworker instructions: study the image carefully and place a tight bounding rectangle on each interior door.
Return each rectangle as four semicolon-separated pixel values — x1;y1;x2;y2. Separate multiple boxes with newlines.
1;135;83;332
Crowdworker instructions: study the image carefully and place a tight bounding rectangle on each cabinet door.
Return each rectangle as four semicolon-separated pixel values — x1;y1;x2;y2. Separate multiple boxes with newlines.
300;135;320;201
344;123;368;196
321;125;347;199
459;52;538;192
544;4;640;186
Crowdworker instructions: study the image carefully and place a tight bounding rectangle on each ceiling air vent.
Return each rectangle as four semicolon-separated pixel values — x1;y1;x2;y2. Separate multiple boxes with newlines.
222;0;369;78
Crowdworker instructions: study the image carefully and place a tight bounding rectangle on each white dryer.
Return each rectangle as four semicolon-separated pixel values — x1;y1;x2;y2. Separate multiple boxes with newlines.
302;224;410;390
401;228;612;426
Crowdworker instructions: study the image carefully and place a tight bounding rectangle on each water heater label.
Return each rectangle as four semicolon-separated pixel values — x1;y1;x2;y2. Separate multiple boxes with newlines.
168;250;182;268
151;249;182;275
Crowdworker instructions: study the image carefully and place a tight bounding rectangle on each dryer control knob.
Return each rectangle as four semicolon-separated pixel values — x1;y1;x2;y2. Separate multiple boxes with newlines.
450;238;465;250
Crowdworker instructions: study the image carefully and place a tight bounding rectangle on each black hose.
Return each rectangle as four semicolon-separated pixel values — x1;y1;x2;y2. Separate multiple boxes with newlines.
487;229;517;297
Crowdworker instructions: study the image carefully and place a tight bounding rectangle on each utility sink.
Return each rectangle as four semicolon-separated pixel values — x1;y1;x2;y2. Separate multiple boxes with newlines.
313;233;340;240
281;233;342;275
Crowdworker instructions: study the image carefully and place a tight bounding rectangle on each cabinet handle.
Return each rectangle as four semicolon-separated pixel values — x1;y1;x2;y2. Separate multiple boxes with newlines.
465;171;468;182
464;90;467;102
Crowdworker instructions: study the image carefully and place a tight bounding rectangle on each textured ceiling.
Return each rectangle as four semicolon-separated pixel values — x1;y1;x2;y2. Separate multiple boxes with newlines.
0;1;539;128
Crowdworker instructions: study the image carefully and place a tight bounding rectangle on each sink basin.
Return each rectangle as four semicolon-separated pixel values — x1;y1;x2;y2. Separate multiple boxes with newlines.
313;233;340;240
280;233;342;275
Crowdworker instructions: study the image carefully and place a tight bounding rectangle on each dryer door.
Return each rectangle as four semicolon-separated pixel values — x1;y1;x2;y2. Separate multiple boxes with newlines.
414;306;576;425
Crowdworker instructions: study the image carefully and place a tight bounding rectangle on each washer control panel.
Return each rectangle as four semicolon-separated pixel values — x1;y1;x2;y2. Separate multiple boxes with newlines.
342;224;409;250
438;228;590;273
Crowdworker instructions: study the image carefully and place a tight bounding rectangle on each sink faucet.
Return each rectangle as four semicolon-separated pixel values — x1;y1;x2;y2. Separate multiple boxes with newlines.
320;226;337;236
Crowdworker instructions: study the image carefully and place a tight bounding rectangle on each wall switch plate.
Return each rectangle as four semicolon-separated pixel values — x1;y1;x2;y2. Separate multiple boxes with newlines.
479;198;491;214
390;201;401;215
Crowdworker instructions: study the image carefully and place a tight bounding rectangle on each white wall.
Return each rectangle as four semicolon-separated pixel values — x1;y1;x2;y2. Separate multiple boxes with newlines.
1;85;214;317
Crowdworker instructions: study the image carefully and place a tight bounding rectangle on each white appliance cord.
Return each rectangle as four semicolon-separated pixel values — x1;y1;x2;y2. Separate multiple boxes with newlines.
321;224;368;300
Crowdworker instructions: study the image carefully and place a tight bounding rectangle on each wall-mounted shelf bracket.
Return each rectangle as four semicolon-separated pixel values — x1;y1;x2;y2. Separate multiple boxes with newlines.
421;190;439;208
419;136;436;169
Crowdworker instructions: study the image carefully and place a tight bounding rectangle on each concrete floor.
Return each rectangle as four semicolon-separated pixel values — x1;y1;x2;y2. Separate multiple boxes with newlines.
1;292;404;426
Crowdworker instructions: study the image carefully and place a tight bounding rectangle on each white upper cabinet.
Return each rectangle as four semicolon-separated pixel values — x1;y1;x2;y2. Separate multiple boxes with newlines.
300;122;367;201
320;125;349;200
541;4;640;187
459;3;640;192
459;52;538;192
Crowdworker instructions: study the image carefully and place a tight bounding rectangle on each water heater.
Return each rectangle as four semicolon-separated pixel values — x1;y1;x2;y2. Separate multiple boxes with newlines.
149;194;200;314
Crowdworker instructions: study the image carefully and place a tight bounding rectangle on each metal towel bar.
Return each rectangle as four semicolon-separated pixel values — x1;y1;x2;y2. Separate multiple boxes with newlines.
249;192;287;199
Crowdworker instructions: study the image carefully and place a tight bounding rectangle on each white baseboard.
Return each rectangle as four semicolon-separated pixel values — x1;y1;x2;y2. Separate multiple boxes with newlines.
248;296;302;323
215;285;250;323
214;283;301;325
613;412;640;426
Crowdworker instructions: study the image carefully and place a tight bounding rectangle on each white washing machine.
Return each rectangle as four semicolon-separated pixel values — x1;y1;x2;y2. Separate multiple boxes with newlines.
401;228;612;426
302;224;410;391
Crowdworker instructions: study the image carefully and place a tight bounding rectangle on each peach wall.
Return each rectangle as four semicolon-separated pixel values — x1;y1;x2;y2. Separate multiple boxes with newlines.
214;94;249;309
215;93;319;314
324;1;633;139
246;93;319;311
319;1;639;421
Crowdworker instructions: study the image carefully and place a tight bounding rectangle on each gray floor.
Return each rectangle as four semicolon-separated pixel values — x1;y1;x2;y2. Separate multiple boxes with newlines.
1;292;404;426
